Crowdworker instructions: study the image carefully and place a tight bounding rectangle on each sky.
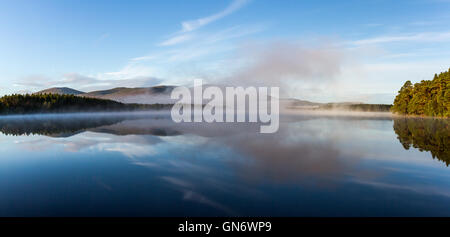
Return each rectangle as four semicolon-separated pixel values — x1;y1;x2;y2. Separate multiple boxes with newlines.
0;0;450;103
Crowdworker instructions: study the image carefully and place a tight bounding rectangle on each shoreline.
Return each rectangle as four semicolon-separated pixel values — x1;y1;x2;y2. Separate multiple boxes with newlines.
391;113;450;119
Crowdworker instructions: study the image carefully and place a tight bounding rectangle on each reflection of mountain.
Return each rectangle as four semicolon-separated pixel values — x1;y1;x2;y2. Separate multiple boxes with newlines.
90;119;181;136
393;118;450;166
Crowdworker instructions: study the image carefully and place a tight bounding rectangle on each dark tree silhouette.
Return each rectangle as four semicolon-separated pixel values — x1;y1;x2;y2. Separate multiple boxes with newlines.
0;93;171;115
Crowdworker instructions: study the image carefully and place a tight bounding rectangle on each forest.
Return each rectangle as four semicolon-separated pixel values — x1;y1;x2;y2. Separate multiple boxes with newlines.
0;93;171;115
391;68;450;117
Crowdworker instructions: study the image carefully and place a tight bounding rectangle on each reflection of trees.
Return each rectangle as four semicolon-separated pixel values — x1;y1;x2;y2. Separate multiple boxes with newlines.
0;116;125;137
393;118;450;166
0;114;181;137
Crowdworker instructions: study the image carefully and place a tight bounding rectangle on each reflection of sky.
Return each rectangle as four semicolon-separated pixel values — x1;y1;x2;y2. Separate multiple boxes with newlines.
0;115;449;216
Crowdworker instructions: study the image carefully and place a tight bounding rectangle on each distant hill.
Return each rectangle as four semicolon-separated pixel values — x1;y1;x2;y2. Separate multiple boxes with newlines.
35;87;85;95
36;85;323;106
317;103;392;112
280;98;321;109
32;85;391;112
81;86;176;104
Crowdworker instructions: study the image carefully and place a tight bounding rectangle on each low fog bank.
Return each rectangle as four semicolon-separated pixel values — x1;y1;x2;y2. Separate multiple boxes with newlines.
282;108;393;118
0;109;394;138
0;108;393;124
0;110;173;120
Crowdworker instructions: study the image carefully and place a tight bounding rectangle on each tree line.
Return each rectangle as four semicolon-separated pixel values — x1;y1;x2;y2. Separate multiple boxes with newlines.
391;68;450;117
318;103;392;112
0;116;124;136
0;93;171;115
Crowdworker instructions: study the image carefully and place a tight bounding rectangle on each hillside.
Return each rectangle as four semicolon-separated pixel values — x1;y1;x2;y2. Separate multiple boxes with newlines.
31;85;394;112
81;86;175;104
35;87;85;95
280;98;321;109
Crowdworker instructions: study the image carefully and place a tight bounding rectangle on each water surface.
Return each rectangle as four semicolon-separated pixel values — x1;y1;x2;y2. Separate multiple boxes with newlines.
0;112;449;216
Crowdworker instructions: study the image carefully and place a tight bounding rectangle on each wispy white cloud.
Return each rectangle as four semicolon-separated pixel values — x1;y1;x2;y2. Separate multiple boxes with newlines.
352;31;450;45
107;1;258;85
130;55;158;62
363;23;383;27
159;0;250;47
203;24;266;44
159;34;194;46
101;64;157;80
133;24;265;65
181;0;250;33
94;33;110;44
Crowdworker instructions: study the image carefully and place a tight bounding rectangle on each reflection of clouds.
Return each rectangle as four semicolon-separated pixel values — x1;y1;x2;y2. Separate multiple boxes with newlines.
132;161;159;168
160;176;238;216
161;176;194;189
361;152;441;166
127;135;222;178
182;190;237;216
350;179;450;198
102;117;362;183
159;135;208;146
93;176;113;191
383;166;450;179
12;115;364;184
10;114;411;186
14;132;164;158
219;129;350;183
98;142;158;158
4;113;450;215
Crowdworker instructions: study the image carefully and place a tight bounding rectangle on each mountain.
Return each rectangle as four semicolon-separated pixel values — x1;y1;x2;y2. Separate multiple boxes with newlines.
35;87;84;95
30;85;391;112
279;98;321;109
81;86;176;104
35;86;322;106
35;85;362;109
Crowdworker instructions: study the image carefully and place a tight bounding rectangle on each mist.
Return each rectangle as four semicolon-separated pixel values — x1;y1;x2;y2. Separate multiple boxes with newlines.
216;41;346;97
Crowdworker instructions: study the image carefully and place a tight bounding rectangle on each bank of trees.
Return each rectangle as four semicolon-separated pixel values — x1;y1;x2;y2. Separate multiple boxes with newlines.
0;94;170;115
391;68;450;117
318;103;392;112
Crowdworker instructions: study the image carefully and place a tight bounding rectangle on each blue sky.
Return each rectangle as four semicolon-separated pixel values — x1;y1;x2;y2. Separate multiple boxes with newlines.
1;0;450;103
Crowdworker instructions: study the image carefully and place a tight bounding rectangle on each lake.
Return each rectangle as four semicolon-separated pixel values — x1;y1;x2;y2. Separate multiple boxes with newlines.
0;111;449;216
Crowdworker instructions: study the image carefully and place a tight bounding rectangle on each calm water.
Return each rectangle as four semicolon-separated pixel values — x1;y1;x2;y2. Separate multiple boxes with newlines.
0;112;449;217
